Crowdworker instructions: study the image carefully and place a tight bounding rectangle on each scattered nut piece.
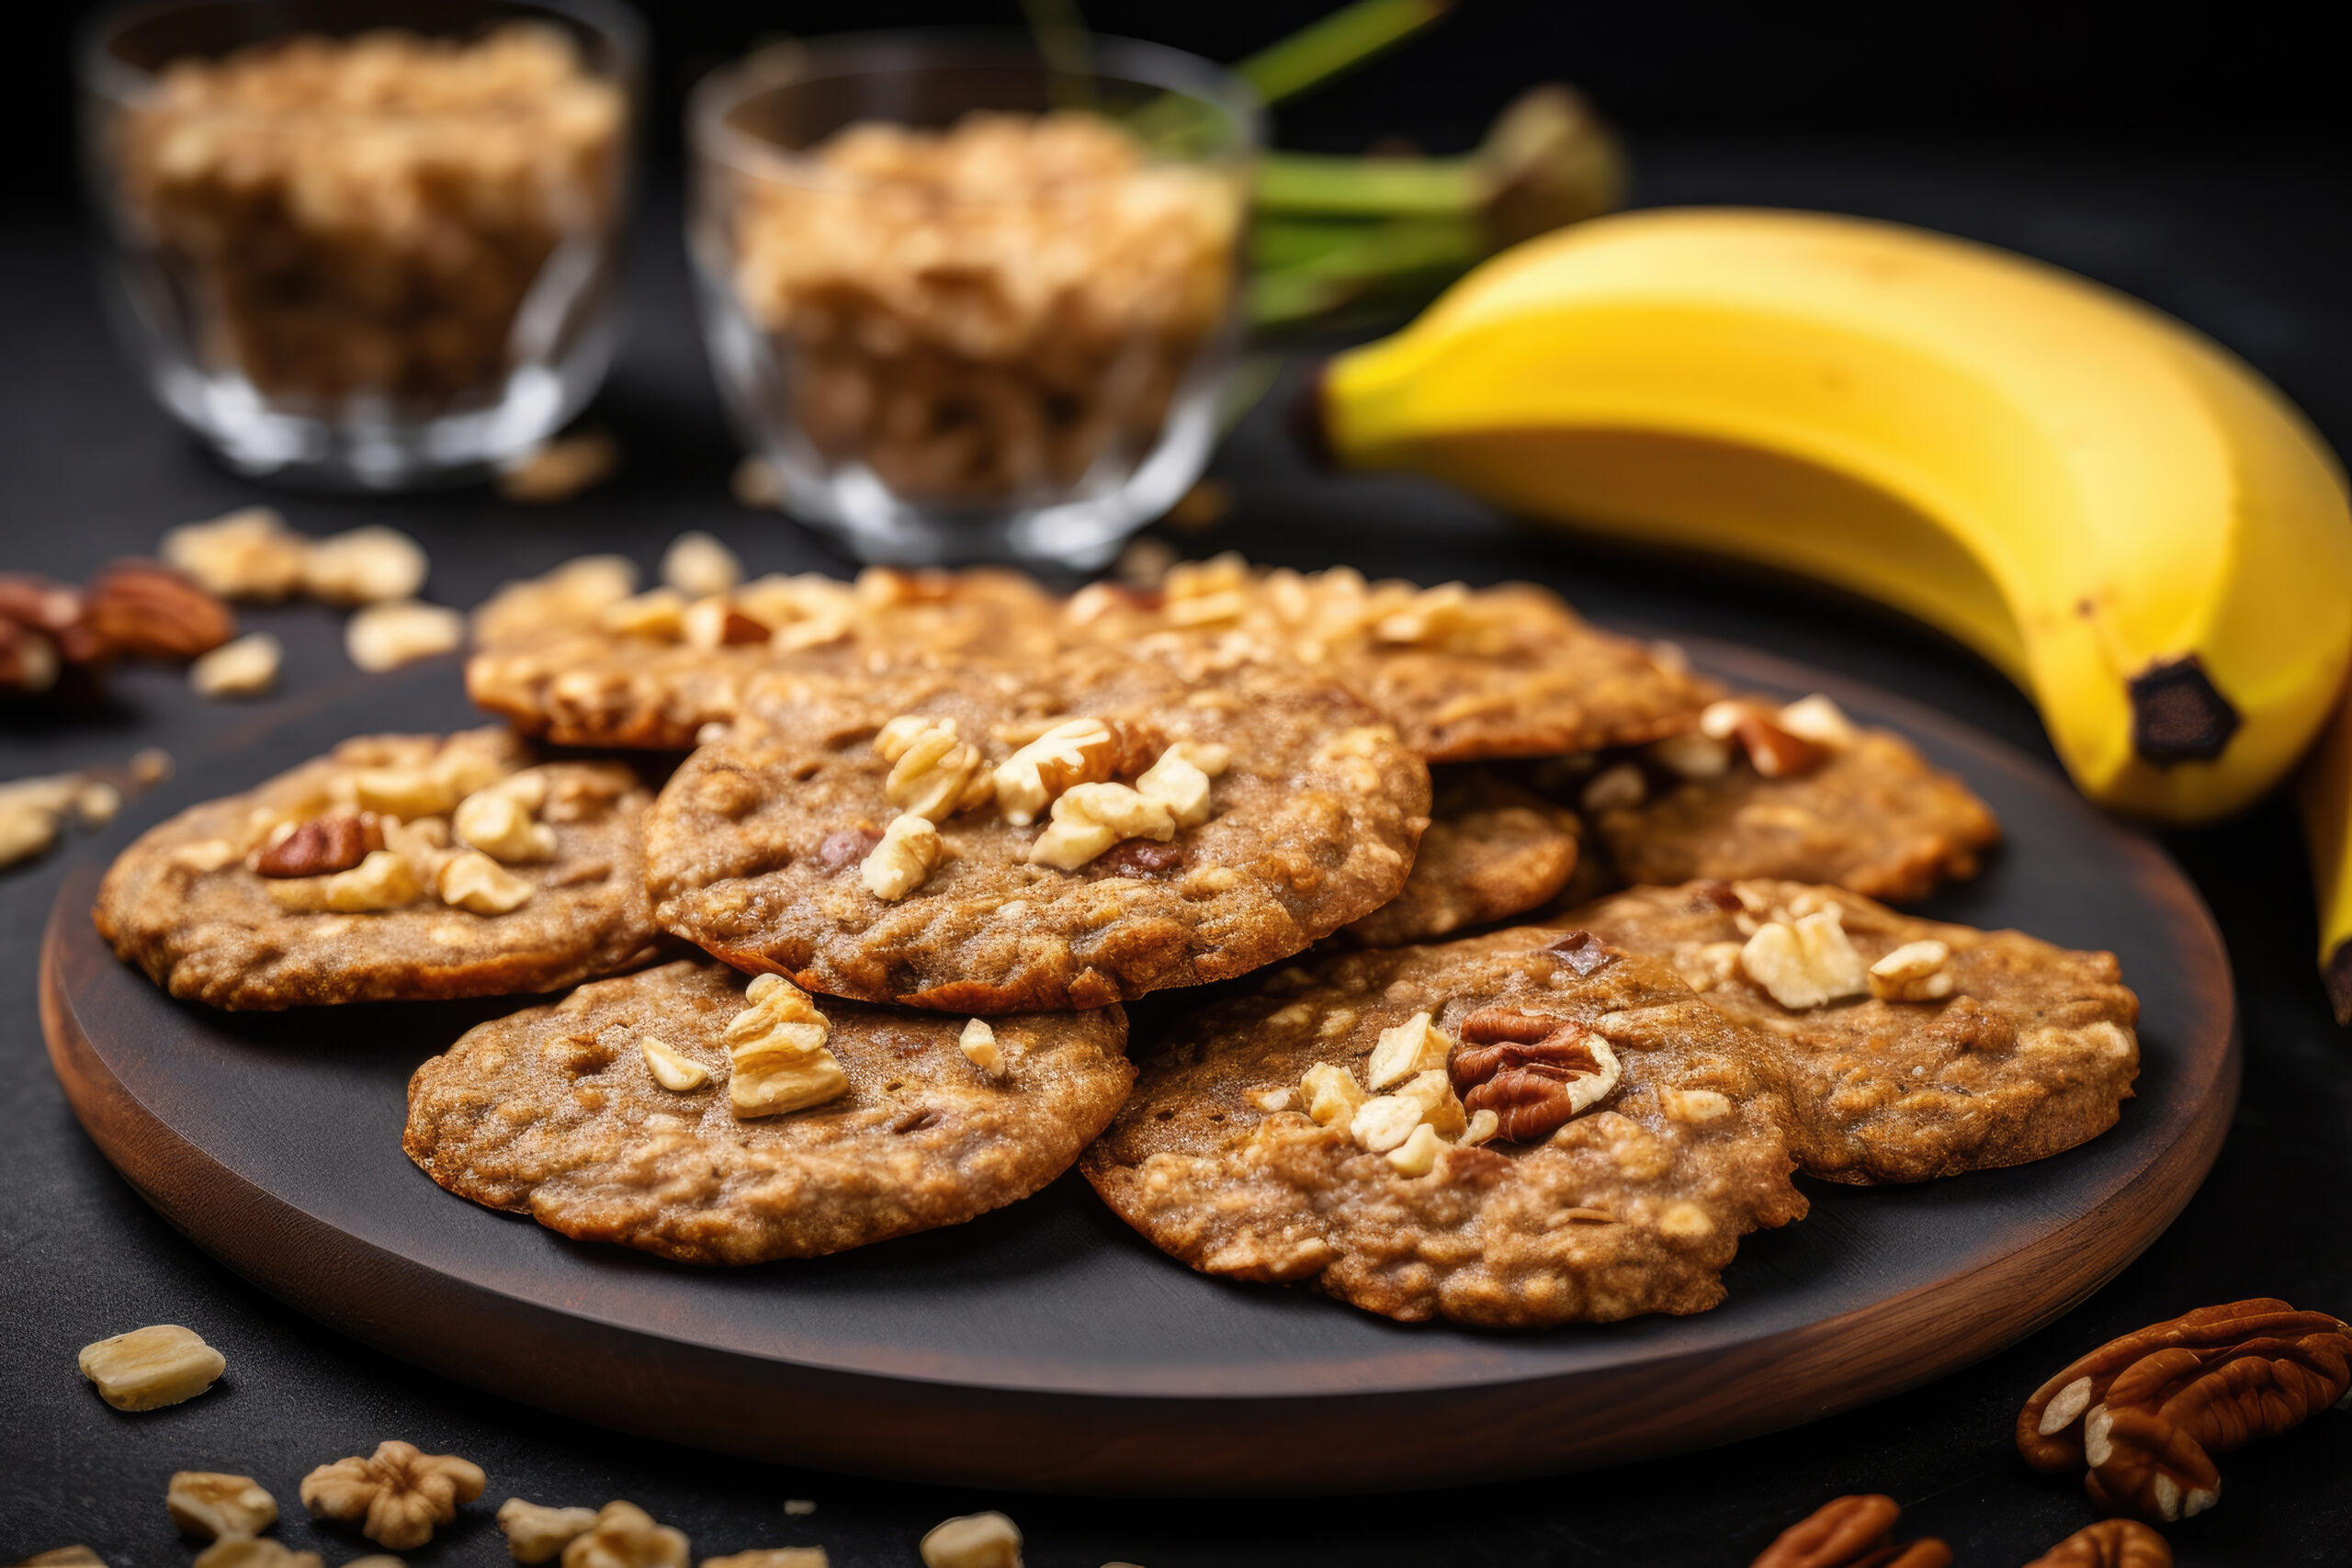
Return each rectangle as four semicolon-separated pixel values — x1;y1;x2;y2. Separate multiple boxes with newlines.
1299;1062;1367;1127
1449;1008;1622;1143
2020;1519;2171;1568
1661;1089;1733;1124
701;1552;827;1568
730;454;785;510
304;526;429;605
437;851;534;914
1133;740;1227;828
1747;1494;1949;1568
726;972;849;1117
455;787;557;863
254;813;384;878
1649;731;1732;779
500;431;620;503
683;596;772;649
993;718;1156;826
1;774;85;868
601;588;688;639
268;849;425;912
782;1501;816;1517
347;601;463;671
15;1549;107;1567
162;508;308;600
472;555;639;646
561;1501;688;1568
192;1542;321;1568
919;1512;1021;1568
1702;698;1831;778
77;1324;225;1410
1580;761;1645;813
959;1017;1005;1078
876;716;993;821
1461;1107;1501;1145
1365;1010;1452;1091
639;1038;711;1093
1777;694;1859;750
1385;1122;1446;1176
662;532;745;598
1030;782;1174;871
345;1558;408;1568
168;1472;279;1541
862;812;944;899
191;630;283;697
85;559;237;660
498;1498;600;1563
300;1440;485;1551
1741;908;1869;1009
1868;940;1956;1002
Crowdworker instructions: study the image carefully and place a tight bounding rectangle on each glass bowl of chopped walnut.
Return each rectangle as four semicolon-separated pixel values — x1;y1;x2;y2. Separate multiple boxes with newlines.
688;31;1260;568
80;0;640;489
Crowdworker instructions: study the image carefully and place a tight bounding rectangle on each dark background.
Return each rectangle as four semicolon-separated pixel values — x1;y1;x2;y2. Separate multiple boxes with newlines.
6;3;2352;1566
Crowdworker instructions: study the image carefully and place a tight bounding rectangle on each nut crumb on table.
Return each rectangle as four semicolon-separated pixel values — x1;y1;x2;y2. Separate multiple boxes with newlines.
75;1324;224;1411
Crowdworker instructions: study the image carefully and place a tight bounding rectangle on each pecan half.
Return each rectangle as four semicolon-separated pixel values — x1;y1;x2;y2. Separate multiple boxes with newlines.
1749;1495;1951;1568
1703;699;1830;779
1449;1007;1622;1144
83;560;235;660
2018;1298;2352;1522
2021;1519;2171;1568
254;813;385;878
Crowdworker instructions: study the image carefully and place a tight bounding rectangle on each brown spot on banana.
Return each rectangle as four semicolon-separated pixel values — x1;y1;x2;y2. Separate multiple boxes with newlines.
2130;654;2241;765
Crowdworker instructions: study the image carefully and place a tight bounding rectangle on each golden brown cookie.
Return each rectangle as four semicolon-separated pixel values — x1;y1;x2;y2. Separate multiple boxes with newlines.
94;729;662;1010
1082;927;1806;1328
647;649;1430;1011
1063;557;1719;762
404;961;1133;1262
1342;769;1582;947
468;562;1062;750
1569;879;2141;1184
1586;696;2000;903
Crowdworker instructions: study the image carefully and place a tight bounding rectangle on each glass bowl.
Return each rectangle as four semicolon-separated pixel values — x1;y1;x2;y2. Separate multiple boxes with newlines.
80;0;642;489
688;31;1261;569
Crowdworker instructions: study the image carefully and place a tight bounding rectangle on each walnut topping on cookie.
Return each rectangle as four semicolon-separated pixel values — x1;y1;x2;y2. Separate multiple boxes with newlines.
94;729;661;1009
1083;926;1804;1327
1571;879;2141;1184
405;962;1133;1262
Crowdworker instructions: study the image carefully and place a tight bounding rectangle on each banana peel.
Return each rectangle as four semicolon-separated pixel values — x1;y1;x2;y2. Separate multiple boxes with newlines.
1305;207;2352;828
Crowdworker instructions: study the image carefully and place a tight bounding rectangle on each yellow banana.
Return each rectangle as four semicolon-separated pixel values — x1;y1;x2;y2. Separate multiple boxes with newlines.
1309;207;2352;824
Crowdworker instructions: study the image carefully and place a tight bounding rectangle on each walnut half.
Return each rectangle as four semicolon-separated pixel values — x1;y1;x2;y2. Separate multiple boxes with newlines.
299;1440;485;1551
560;1502;687;1568
166;1473;278;1540
725;973;849;1117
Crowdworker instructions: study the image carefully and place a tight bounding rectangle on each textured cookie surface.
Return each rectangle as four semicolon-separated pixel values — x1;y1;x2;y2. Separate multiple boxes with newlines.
648;651;1430;1011
1571;880;2140;1184
94;730;662;1010
469;564;1062;750
1083;928;1805;1328
1065;558;1718;762
1592;727;1999;902
404;961;1133;1262
1342;769;1582;947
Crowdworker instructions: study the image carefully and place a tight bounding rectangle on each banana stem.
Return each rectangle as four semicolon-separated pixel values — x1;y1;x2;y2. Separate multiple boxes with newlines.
1250;220;1484;326
1238;0;1453;107
1255;151;1483;218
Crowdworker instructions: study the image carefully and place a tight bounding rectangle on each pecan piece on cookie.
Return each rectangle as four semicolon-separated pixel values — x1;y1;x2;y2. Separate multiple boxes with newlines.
1449;1006;1622;1143
2018;1298;2352;1523
252;812;383;877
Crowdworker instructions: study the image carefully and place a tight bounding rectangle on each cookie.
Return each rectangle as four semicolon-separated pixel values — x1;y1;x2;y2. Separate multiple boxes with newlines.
1065;556;1719;762
1082;927;1806;1328
1341;768;1582;947
468;562;1062;749
647;649;1430;1011
404;961;1133;1262
1569;879;2141;1184
94;729;662;1010
1587;694;2000;902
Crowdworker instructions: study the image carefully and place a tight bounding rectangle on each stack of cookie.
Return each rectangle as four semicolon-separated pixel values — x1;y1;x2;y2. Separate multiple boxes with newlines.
93;554;2139;1331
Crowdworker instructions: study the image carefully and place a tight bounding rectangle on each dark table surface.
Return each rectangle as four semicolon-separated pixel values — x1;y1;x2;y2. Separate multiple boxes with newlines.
6;135;2350;1568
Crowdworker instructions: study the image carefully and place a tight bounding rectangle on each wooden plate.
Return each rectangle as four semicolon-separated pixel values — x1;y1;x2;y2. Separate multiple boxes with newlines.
40;642;2236;1494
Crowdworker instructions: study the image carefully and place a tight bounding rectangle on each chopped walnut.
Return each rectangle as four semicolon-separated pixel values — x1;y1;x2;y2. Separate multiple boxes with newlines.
683;596;772;649
347;601;464;671
77;1324;225;1410
304;527;429;605
1349;1068;1466;1155
1648;731;1733;779
876;716;994;821
437;851;534;915
191;1542;321;1568
560;1502;687;1568
600;588;687;639
499;432;620;504
861;812;944;899
299;1441;484;1551
1868;940;1956;1002
661;532;744;599
1299;1062;1367;1127
1365;1010;1452;1091
190;633;283;697
455;787;557;863
1133;740;1227;827
918;1512;1021;1568
639;1037;711;1092
1777;693;1859;750
958;1018;1006;1078
497;1499;599;1563
1741;908;1869;1009
162;508;311;601
1580;761;1645;812
1030;783;1174;871
267;850;425;913
992;717;1156;826
167;1473;278;1540
1661;1089;1733;1123
726;973;849;1117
